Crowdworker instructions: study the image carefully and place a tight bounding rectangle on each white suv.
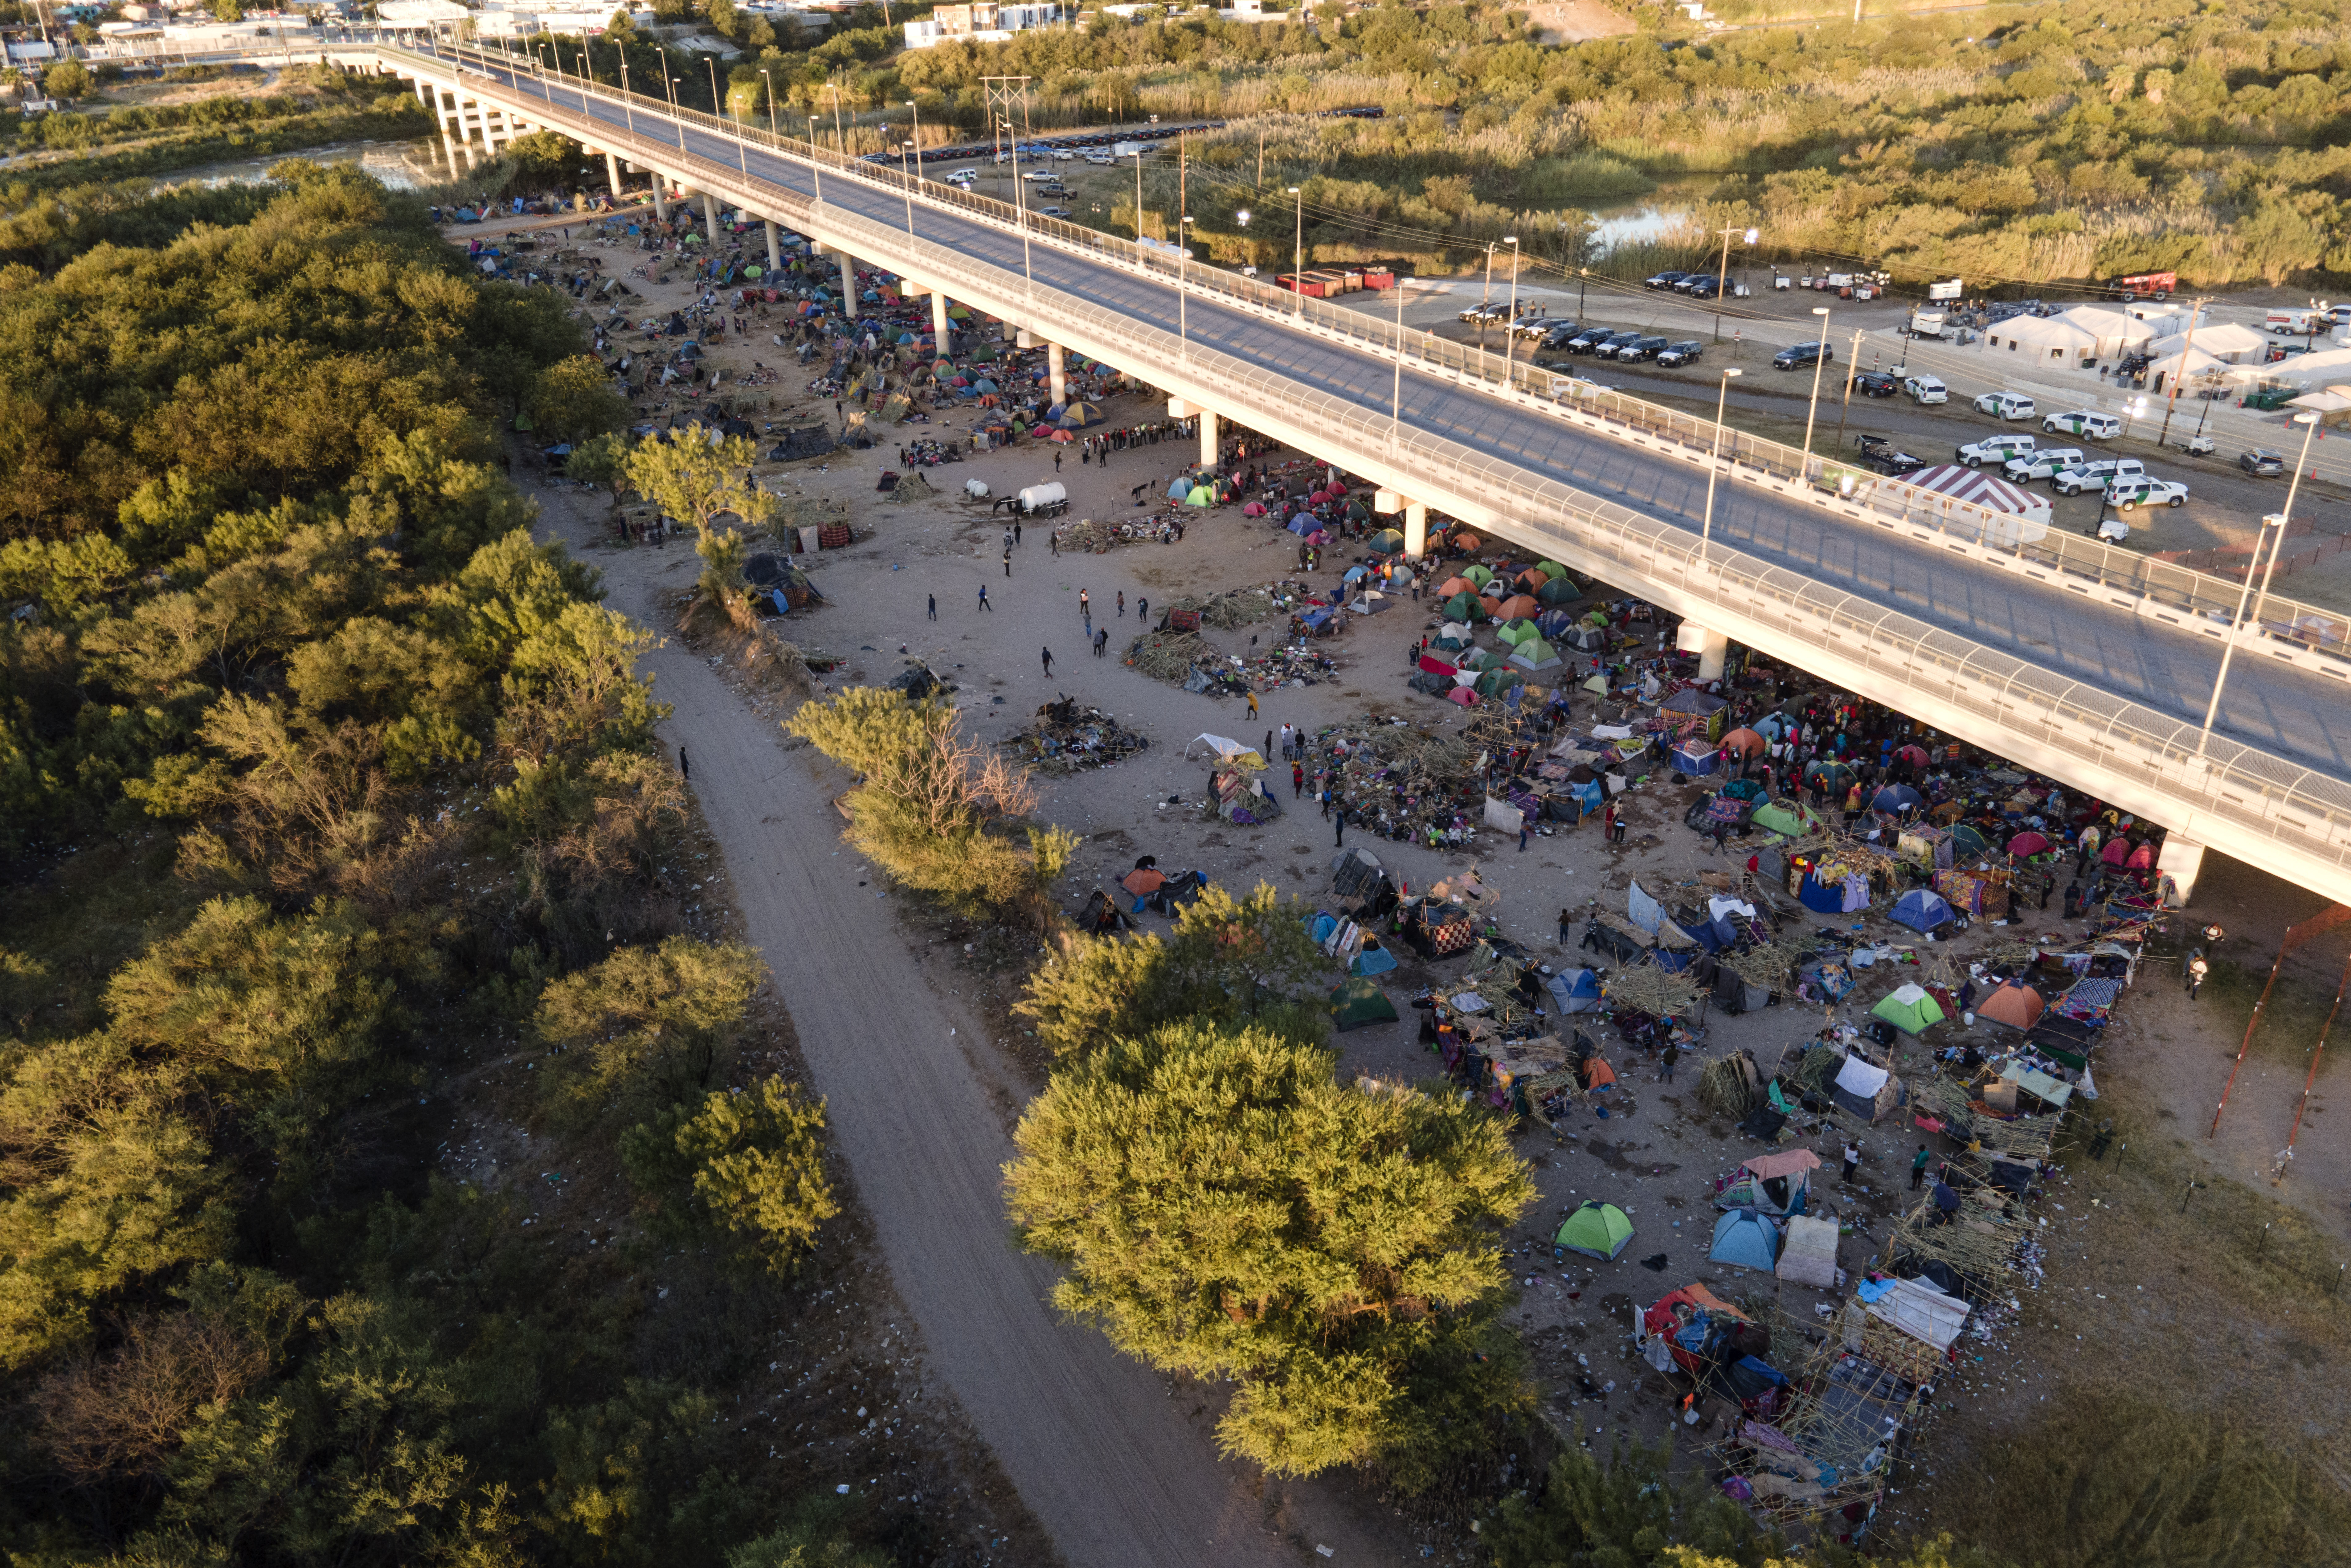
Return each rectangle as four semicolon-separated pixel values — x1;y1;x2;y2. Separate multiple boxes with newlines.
2043;409;2122;439
1957;432;2035;467
2003;447;2085;482
1903;375;1947;405
1973;391;2038;420
2108;476;2189;510
2052;457;2148;495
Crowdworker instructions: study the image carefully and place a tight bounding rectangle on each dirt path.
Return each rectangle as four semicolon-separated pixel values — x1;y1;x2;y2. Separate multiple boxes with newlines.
529;492;1407;1567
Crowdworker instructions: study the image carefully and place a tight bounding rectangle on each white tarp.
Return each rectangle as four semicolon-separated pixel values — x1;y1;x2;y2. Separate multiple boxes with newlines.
1708;896;1758;923
1483;796;1524;832
1185;734;1264;768
1627;880;1666;935
1834;1054;1891;1100
1776;1215;1841;1289
1861;1276;1971;1351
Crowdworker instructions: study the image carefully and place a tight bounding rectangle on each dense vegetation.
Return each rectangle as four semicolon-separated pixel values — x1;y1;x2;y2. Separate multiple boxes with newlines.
0;167;865;1566
888;0;2351;289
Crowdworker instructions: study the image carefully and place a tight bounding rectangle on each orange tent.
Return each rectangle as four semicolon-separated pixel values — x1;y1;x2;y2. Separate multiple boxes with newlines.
1720;727;1767;757
1977;983;2044;1030
1496;594;1540;620
1518;567;1550;590
1452;530;1482;550
1580;1056;1618;1090
1122;867;1169;897
1437;576;1475;598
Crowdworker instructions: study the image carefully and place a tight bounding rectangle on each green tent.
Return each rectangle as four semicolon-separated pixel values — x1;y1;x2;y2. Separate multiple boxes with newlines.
1952;824;1991;858
1331;977;1399;1033
1461;564;1494;588
1367;528;1405;554
1536;559;1571;581
1555;1200;1634;1261
1507;636;1561;671
1185;485;1215;506
1872;984;1947;1036
1535;577;1580;606
1495;618;1535;646
1442;591;1485;623
1751;800;1819;837
1475;667;1523;697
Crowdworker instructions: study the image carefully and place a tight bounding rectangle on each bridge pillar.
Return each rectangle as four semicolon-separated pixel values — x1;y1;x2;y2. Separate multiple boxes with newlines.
651;180;669;220
932;290;952;355
1198;407;1219;470
2160;835;2207;903
764;219;781;272
1048;342;1067;405
701;191;720;237
1676;623;1731;682
1403;503;1428;561
605;150;623;199
837;251;859;318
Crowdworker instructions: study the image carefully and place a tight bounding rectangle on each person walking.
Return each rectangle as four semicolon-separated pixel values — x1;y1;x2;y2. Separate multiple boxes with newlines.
1519;819;1532;853
977;584;992;611
1041;646;1054;678
1014;521;1023;547
1078;588;1090;620
1246;690;1259;721
1292;761;1304;797
1659;1043;1679;1084
1053;450;1062;472
1840;1140;1861;1184
678;746;690;782
1558;906;1573;946
1333;806;1346;848
1116;591;1125;617
1910;1144;1932;1190
1094;627;1108;657
1136;596;1148;624
1003;546;1012;578
2186;948;2208;1000
927;593;937;621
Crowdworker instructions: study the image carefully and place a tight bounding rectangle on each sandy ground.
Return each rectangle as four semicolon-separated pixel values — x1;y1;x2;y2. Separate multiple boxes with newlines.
507;217;2351;1557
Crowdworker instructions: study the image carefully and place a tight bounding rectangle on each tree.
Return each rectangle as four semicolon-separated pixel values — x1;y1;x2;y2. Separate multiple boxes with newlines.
1481;1437;1789;1568
531;937;765;1123
1016;880;1326;1059
1005;1022;1534;1486
620;1076;839;1275
621;424;776;617
209;0;241;19
43;58;91;100
566;431;631;509
529;355;630;445
787;688;1073;924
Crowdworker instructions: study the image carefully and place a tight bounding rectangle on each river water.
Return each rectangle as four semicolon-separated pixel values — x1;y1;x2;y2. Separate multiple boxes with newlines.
157;136;442;190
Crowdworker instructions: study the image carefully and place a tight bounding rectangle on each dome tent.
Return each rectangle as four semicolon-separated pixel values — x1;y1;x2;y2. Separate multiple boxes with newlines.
1555;1200;1634;1261
1709;1210;1781;1271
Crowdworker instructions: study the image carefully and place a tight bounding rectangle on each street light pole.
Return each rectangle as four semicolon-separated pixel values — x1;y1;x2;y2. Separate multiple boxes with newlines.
619;54;634;136
760;70;776;140
1288;185;1302;313
1503;235;1520;369
1800;303;1833;463
1392;275;1408;453
1830;327;1866;457
899;140;915;236
1699;367;1743;563
1007;117;1035;301
1177;214;1192;360
809;116;823;204
2199;412;2320;755
1712;223;1754;342
655;47;683;151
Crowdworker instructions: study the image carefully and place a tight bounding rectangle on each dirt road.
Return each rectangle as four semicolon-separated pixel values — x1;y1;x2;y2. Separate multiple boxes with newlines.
533;495;1405;1567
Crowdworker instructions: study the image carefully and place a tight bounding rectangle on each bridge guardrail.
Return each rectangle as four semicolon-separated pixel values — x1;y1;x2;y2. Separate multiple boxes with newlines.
364;46;2351;888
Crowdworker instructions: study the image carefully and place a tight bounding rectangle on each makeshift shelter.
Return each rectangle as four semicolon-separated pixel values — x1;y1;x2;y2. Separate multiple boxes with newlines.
1751;800;1819;838
1184;734;1265;769
1639;1283;1757;1380
1715;1148;1819;1217
1544;967;1604;1014
1844;1276;1969;1381
1329;977;1399;1032
1871;983;1946;1036
1890;888;1956;934
1831;1051;1904;1123
1776;1214;1841;1289
1555;1200;1635;1261
1709;1210;1782;1271
1977;982;2044;1031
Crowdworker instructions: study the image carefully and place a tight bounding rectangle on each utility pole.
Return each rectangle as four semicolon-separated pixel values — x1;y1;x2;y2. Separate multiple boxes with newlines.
1257;127;1265;188
981;75;1033;201
2156;294;2213;447
1712;223;1755;342
1831;327;1866;456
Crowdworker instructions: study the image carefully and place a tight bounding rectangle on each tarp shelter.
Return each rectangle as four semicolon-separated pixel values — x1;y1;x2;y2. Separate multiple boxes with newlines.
1995;1057;2074;1111
1776;1214;1840;1289
1329;977;1398;1032
1709;1210;1781;1271
1640;1283;1755;1378
1544;967;1603;1014
1902;464;2052;539
1871;983;1947;1036
1716;1148;1819;1216
1890;889;1956;934
1661;688;1728;717
1852;1276;1969;1356
1185;735;1265;769
1977;982;2044;1030
1833;1051;1903;1123
1555;1200;1635;1261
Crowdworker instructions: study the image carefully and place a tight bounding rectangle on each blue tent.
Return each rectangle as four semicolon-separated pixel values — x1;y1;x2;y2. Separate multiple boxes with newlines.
1890;888;1956;934
1871;784;1924;814
1289;513;1319;533
1544;967;1603;1014
1709;1210;1782;1271
1352;943;1398;976
1168;476;1194;500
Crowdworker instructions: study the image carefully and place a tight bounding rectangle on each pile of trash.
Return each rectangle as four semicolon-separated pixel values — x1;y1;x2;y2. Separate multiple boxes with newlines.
1126;630;1221;685
1240;641;1343;690
1165;586;1282;629
1058;515;1184;552
1005;698;1150;774
1304;717;1492;846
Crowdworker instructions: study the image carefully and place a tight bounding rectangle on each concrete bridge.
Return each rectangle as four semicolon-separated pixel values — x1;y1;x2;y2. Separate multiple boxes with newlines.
110;32;2351;905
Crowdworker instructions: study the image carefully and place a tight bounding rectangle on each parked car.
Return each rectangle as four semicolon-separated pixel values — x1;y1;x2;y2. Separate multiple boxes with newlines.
1037;205;1071;218
1645;270;1689;289
2002;448;2086;483
2108;476;2189;510
1772;341;1834;370
1684;275;1723;299
1596;330;1646;358
2240;448;2285;476
1855;434;1926;474
1849;370;1899;397
2042;409;2122;439
1613;334;1671;362
1957;432;2035;467
2051;457;2149;495
1539;323;1585;351
1973;391;2038;420
1513;316;1572;340
946;168;979;185
1903;374;1948;405
1654;339;1706;367
1564;327;1615;354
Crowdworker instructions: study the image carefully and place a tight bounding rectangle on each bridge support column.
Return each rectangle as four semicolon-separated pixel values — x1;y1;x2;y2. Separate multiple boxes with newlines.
836;251;859;318
700;192;719;235
1403;503;1428;560
1676;623;1731;682
1198;407;1219;470
2161;835;2207;903
932;290;952;355
605;151;623;198
651;180;669;220
764;219;782;272
1047;342;1067;405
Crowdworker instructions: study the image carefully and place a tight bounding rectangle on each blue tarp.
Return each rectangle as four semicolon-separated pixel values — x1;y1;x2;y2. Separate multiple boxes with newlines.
1891;889;1956;933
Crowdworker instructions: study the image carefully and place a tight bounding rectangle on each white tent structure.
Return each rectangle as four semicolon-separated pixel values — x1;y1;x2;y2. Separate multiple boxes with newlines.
2056;305;2157;360
2264;346;2351;390
2139;343;2241;395
2148;321;2267;364
1983;314;2099;365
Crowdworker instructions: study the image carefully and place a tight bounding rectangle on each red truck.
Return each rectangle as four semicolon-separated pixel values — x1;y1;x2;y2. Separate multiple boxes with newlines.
2110;270;2176;302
